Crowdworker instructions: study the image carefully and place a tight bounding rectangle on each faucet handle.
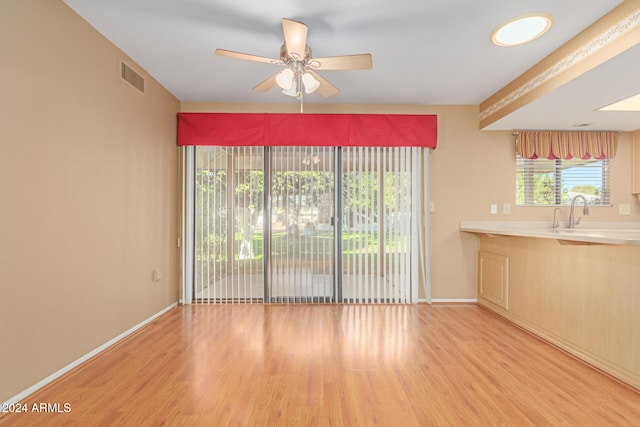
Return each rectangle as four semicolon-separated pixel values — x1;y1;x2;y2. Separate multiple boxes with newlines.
552;207;562;229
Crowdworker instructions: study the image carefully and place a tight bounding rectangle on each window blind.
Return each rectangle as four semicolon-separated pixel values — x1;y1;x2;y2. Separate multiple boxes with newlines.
341;147;414;303
516;155;611;206
192;146;423;304
194;146;265;303
267;146;335;303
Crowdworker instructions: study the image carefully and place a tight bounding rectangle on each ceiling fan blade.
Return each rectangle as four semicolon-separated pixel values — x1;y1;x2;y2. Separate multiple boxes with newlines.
252;73;279;92
215;49;281;65
307;70;340;98
310;54;373;70
282;18;308;59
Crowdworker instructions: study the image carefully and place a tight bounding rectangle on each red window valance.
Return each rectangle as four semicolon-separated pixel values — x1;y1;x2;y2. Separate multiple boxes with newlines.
177;113;438;148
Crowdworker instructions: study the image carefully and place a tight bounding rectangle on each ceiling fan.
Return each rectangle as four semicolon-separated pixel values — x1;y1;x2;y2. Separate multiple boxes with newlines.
215;18;372;100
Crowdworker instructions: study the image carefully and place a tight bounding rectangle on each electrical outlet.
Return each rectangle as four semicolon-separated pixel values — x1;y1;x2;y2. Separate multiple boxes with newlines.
152;269;162;282
429;201;436;213
490;204;497;215
619;203;631;215
503;203;511;215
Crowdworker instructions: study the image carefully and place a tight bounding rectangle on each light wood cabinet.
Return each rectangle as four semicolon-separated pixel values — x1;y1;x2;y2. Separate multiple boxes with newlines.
478;250;509;310
476;234;640;391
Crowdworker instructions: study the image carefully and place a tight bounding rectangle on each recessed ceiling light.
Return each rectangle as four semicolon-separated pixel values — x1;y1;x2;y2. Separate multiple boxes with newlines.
491;13;553;47
599;93;640;111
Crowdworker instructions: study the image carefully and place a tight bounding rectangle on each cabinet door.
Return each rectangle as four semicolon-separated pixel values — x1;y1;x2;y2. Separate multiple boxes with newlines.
478;251;509;310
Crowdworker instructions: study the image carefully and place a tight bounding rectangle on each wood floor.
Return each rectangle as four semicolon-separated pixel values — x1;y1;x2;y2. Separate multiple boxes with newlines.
2;304;640;426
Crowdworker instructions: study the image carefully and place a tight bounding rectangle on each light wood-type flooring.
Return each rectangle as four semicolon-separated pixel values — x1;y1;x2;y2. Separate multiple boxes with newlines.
2;304;640;426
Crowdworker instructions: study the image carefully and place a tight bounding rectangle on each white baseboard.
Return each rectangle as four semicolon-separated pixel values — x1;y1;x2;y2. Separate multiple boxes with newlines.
430;298;478;303
2;302;178;407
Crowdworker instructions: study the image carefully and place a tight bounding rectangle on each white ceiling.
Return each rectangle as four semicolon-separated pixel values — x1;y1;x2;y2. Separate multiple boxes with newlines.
62;0;640;131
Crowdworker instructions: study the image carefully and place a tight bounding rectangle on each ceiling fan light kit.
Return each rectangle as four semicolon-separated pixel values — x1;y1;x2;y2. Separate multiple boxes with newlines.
216;18;372;105
274;63;320;99
301;72;320;94
275;67;294;90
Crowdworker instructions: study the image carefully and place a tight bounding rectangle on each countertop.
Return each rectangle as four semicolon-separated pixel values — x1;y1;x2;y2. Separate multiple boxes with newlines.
459;221;640;246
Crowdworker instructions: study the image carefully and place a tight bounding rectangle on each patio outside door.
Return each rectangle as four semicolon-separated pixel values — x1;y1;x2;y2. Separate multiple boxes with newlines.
265;146;335;303
193;146;265;302
191;145;420;304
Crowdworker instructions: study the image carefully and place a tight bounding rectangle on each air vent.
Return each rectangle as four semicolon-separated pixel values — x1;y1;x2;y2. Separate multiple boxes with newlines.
121;62;144;93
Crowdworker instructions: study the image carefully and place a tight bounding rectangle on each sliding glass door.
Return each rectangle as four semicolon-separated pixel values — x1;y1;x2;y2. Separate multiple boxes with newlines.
266;147;335;302
341;147;414;303
192;146;423;304
194;147;264;302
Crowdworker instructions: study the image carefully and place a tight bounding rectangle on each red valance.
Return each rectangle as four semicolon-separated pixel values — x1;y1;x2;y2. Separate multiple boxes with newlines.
177;113;437;148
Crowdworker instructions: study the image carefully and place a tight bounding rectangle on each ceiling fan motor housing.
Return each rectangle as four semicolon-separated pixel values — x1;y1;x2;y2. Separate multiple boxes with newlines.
280;43;312;62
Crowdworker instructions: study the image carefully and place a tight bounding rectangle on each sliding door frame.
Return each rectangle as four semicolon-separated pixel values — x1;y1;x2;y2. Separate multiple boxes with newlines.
183;146;195;305
265;146;337;304
334;147;343;303
182;145;430;304
263;147;272;301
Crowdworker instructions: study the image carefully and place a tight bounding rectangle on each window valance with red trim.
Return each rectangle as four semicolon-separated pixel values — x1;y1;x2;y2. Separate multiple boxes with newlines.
177;113;438;148
516;131;618;160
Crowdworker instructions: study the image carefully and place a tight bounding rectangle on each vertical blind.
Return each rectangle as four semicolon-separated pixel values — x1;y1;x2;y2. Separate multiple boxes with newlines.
193;146;422;304
194;146;264;302
268;146;335;303
341;147;413;303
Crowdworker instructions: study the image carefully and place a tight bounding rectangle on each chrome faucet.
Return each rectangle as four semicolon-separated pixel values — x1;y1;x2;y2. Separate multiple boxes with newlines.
568;195;590;228
552;207;562;229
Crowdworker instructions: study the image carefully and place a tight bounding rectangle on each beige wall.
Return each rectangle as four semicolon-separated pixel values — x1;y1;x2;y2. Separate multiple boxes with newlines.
2;0;638;406
0;1;180;402
181;103;640;300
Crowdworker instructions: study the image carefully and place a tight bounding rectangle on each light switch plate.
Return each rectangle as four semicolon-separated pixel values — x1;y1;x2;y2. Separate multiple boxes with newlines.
490;204;497;215
619;203;631;215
